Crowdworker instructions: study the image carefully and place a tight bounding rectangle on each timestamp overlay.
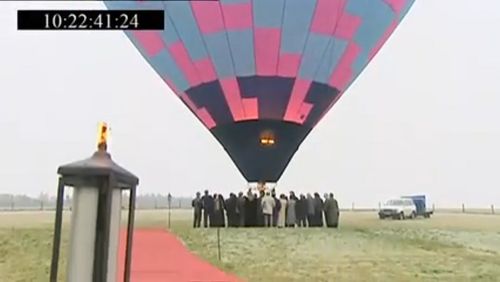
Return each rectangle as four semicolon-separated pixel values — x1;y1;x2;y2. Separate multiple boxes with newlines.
17;10;164;30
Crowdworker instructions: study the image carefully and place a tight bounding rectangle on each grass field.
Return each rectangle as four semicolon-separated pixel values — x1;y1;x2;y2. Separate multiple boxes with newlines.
1;210;500;282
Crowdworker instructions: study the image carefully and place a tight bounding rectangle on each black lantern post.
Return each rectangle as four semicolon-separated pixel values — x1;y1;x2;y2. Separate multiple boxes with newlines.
49;123;139;282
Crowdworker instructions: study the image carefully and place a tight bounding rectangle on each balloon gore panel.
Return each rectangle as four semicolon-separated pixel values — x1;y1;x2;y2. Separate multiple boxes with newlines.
186;76;340;127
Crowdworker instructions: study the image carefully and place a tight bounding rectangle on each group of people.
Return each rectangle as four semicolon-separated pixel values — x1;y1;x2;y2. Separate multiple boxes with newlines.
191;187;340;229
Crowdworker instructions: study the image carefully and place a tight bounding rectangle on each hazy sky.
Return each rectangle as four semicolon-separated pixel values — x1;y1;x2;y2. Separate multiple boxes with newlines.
1;1;499;208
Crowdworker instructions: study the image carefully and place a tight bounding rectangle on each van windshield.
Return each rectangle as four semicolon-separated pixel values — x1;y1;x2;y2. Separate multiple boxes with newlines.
386;199;404;205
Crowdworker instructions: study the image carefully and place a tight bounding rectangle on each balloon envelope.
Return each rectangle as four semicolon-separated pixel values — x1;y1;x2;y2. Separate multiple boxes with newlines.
104;0;415;182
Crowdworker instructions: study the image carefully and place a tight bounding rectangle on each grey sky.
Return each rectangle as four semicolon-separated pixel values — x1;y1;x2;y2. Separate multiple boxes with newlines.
1;0;499;208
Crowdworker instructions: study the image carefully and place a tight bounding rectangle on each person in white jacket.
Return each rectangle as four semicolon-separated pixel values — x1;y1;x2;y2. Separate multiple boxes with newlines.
261;191;275;227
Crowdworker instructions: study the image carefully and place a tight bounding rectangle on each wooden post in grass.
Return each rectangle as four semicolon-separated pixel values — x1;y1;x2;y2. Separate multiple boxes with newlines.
167;193;172;229
217;228;221;261
462;203;465;213
491;205;495;215
351;202;355;211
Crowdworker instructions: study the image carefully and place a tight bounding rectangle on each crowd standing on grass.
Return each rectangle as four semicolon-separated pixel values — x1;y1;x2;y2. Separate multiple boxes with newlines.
191;187;340;229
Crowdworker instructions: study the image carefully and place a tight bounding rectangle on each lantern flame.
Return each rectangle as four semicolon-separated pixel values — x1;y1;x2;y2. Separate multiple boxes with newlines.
97;122;109;151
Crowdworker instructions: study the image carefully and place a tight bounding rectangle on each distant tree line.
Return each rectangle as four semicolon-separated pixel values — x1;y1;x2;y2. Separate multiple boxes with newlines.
0;193;193;211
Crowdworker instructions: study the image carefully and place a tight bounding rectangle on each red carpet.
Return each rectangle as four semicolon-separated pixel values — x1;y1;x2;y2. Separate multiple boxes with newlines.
116;229;242;282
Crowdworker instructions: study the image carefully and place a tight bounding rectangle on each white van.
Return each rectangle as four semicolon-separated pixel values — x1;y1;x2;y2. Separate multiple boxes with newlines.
378;198;417;220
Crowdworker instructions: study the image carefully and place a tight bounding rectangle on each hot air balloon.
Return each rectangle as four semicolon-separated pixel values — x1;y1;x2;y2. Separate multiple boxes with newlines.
104;0;415;183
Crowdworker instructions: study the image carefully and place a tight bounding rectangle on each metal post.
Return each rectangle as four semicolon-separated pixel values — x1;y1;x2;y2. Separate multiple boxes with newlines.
462;203;465;213
492;205;495;215
351;202;354;211
92;180;106;282
106;178;123;282
167;194;171;229
92;176;114;282
217;228;221;261
124;185;136;282
49;178;65;282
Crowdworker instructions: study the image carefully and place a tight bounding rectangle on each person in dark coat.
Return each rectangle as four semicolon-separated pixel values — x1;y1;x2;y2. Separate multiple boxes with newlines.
211;193;219;227
219;194;227;227
272;190;281;227
245;189;255;227
325;193;340;228
225;193;238;227
191;192;203;228
296;194;307;227
213;194;226;227
201;190;214;228
252;193;260;227
313;193;324;227
236;192;246;227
